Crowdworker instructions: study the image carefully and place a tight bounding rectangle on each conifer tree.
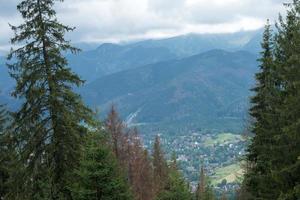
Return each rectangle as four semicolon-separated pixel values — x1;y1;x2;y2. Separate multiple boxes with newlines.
138;149;155;200
105;108;156;200
156;153;192;200
72;131;133;200
195;164;215;200
0;104;9;199
0;104;7;132
196;165;206;200
244;1;300;198
105;105;127;161
244;20;281;198
127;128;155;200
272;1;300;198
7;0;92;199
152;135;169;195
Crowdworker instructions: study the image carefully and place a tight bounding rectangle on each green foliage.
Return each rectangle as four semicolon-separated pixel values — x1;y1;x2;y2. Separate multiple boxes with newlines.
7;0;93;199
152;135;169;194
155;170;192;200
195;164;216;200
0;104;7;132
202;185;215;200
244;1;300;198
82;50;258;135
156;155;192;200
244;20;281;199
72;131;133;200
0;104;10;199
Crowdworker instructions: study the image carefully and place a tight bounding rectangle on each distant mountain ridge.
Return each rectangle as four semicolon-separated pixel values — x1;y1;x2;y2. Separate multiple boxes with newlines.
81;49;258;134
68;43;177;82
66;29;262;83
128;30;262;57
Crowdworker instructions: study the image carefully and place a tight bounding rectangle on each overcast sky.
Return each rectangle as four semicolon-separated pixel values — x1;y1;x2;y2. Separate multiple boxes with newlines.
0;0;287;51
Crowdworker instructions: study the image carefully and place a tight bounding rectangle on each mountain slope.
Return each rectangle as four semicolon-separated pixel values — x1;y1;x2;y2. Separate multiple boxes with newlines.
81;50;258;134
242;31;263;54
67;43;177;82
129;30;262;57
0;30;262;85
0;31;261;132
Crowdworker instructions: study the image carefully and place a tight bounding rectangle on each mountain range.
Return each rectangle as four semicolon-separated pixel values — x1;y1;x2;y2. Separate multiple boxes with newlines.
128;30;262;57
81;50;257;134
0;30;262;134
67;29;262;82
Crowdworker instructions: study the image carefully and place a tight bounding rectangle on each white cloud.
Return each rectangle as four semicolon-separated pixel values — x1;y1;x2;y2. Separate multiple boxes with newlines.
0;0;288;50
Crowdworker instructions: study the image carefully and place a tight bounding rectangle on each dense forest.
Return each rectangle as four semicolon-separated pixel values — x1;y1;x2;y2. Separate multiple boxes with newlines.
0;0;300;200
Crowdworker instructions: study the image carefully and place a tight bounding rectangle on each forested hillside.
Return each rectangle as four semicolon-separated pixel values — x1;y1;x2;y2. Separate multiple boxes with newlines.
81;50;257;134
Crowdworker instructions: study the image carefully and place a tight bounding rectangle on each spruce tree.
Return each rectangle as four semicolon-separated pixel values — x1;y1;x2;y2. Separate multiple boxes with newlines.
195;164;215;200
272;1;300;198
138;149;155;200
244;20;281;198
244;1;300;198
196;165;206;200
7;0;92;199
0;104;7;132
72;131;133;200
127;128;155;200
105;105;126;161
152;135;169;195
155;169;192;200
156;153;192;200
0;104;9;199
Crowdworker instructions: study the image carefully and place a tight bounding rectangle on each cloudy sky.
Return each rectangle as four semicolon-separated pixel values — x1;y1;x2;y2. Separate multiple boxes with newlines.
0;0;287;51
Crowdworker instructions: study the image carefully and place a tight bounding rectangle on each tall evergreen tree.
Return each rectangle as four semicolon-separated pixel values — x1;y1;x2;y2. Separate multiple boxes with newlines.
105;108;156;200
244;1;300;198
156;153;192;200
7;0;92;199
105;105;126;161
272;1;300;198
152;135;169;195
195;164;215;200
138;149;155;200
127;128;155;200
244;20;281;198
196;164;206;200
72;131;133;200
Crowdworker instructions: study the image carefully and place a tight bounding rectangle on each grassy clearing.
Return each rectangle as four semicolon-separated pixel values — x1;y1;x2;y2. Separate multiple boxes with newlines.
204;133;244;147
211;163;244;186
